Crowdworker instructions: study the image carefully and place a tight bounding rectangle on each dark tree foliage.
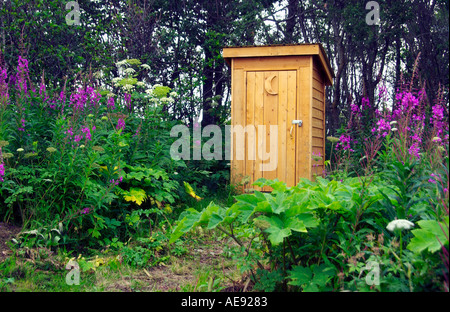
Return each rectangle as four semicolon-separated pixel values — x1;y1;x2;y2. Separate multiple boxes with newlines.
0;0;447;131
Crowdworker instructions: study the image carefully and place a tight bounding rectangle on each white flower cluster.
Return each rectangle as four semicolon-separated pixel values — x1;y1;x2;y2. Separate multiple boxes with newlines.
390;121;398;132
124;67;136;75
386;219;414;232
115;60;130;68
160;97;174;104
112;77;121;87
122;84;135;92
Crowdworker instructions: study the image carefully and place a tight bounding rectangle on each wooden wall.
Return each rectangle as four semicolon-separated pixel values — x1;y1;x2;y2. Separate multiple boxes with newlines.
311;57;326;179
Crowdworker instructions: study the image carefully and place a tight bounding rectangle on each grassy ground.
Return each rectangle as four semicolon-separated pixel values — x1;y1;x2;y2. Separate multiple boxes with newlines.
0;222;248;292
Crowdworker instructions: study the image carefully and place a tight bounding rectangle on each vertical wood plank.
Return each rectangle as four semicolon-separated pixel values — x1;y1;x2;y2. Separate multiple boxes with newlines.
278;71;288;185
297;64;312;181
245;71;256;190
231;68;245;187
286;70;297;187
322;82;326;177
230;59;235;185
263;71;278;191
254;71;265;191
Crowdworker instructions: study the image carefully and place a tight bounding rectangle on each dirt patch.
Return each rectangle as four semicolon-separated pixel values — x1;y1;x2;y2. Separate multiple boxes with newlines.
0;222;21;262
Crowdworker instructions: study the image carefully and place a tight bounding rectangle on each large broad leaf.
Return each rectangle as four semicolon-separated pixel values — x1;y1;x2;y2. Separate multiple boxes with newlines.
287;266;312;286
288;264;334;292
230;201;255;223
208;206;239;230
234;193;264;207
169;202;222;243
255;214;308;246
268;192;290;214
122;187;147;206
255;215;290;245
126;171;146;181
297;213;319;228
169;208;201;243
407;218;449;253
266;227;292;246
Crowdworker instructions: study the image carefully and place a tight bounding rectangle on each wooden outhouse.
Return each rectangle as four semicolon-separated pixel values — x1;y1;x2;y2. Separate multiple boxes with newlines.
222;44;334;191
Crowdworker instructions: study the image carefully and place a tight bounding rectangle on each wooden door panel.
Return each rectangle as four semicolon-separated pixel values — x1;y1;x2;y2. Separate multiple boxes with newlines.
244;70;297;191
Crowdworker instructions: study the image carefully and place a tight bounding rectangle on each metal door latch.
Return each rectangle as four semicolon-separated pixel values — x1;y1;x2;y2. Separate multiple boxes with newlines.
290;120;303;137
292;120;303;127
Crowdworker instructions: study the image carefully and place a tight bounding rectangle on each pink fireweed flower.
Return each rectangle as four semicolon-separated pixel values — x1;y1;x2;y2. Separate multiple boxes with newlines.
0;162;5;182
107;96;115;110
361;97;370;110
116;118;125;131
66;127;74;137
124;93;132;112
350;103;360;115
59;90;66;102
408;142;420;159
74;134;82;143
336;134;353;152
81;207;90;214
410;133;422;144
48;100;56;110
92;91;101;105
372;118;391;137
15;56;30;94
110;176;123;186
133;125;141;137
70;87;88;112
81;126;92;141
39;82;46;97
86;86;101;108
412;114;425;122
18;118;26;132
431;104;446;137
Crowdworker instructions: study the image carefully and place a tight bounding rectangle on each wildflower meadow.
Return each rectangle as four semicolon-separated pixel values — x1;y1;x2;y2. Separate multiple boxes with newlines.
0;52;448;293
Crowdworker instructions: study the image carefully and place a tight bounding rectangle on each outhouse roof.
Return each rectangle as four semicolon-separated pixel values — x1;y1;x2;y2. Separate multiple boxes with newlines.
222;43;334;86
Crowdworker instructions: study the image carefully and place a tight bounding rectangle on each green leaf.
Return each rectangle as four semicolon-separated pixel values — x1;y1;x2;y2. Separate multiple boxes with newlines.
287;266;312;286
266;227;291;246
207;213;225;229
169;209;201;244
169;203;222;243
234;193;263;207
288;264;334;291
297;213;319;228
126;171;146;181
303;283;320;292
256;215;291;246
407;218;449;253
284;217;307;233
184;181;202;201
123;187;147;206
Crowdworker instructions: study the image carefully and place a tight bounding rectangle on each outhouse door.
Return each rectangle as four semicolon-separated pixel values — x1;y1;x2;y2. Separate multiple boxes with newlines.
236;70;299;191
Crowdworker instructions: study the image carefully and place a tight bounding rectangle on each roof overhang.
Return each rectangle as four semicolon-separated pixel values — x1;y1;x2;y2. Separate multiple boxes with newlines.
222;43;334;86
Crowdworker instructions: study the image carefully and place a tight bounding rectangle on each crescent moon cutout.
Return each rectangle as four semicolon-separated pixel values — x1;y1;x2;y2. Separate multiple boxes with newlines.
264;74;278;95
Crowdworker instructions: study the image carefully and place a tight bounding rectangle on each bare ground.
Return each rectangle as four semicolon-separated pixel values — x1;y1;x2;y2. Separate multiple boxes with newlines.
0;222;21;263
0;223;251;292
